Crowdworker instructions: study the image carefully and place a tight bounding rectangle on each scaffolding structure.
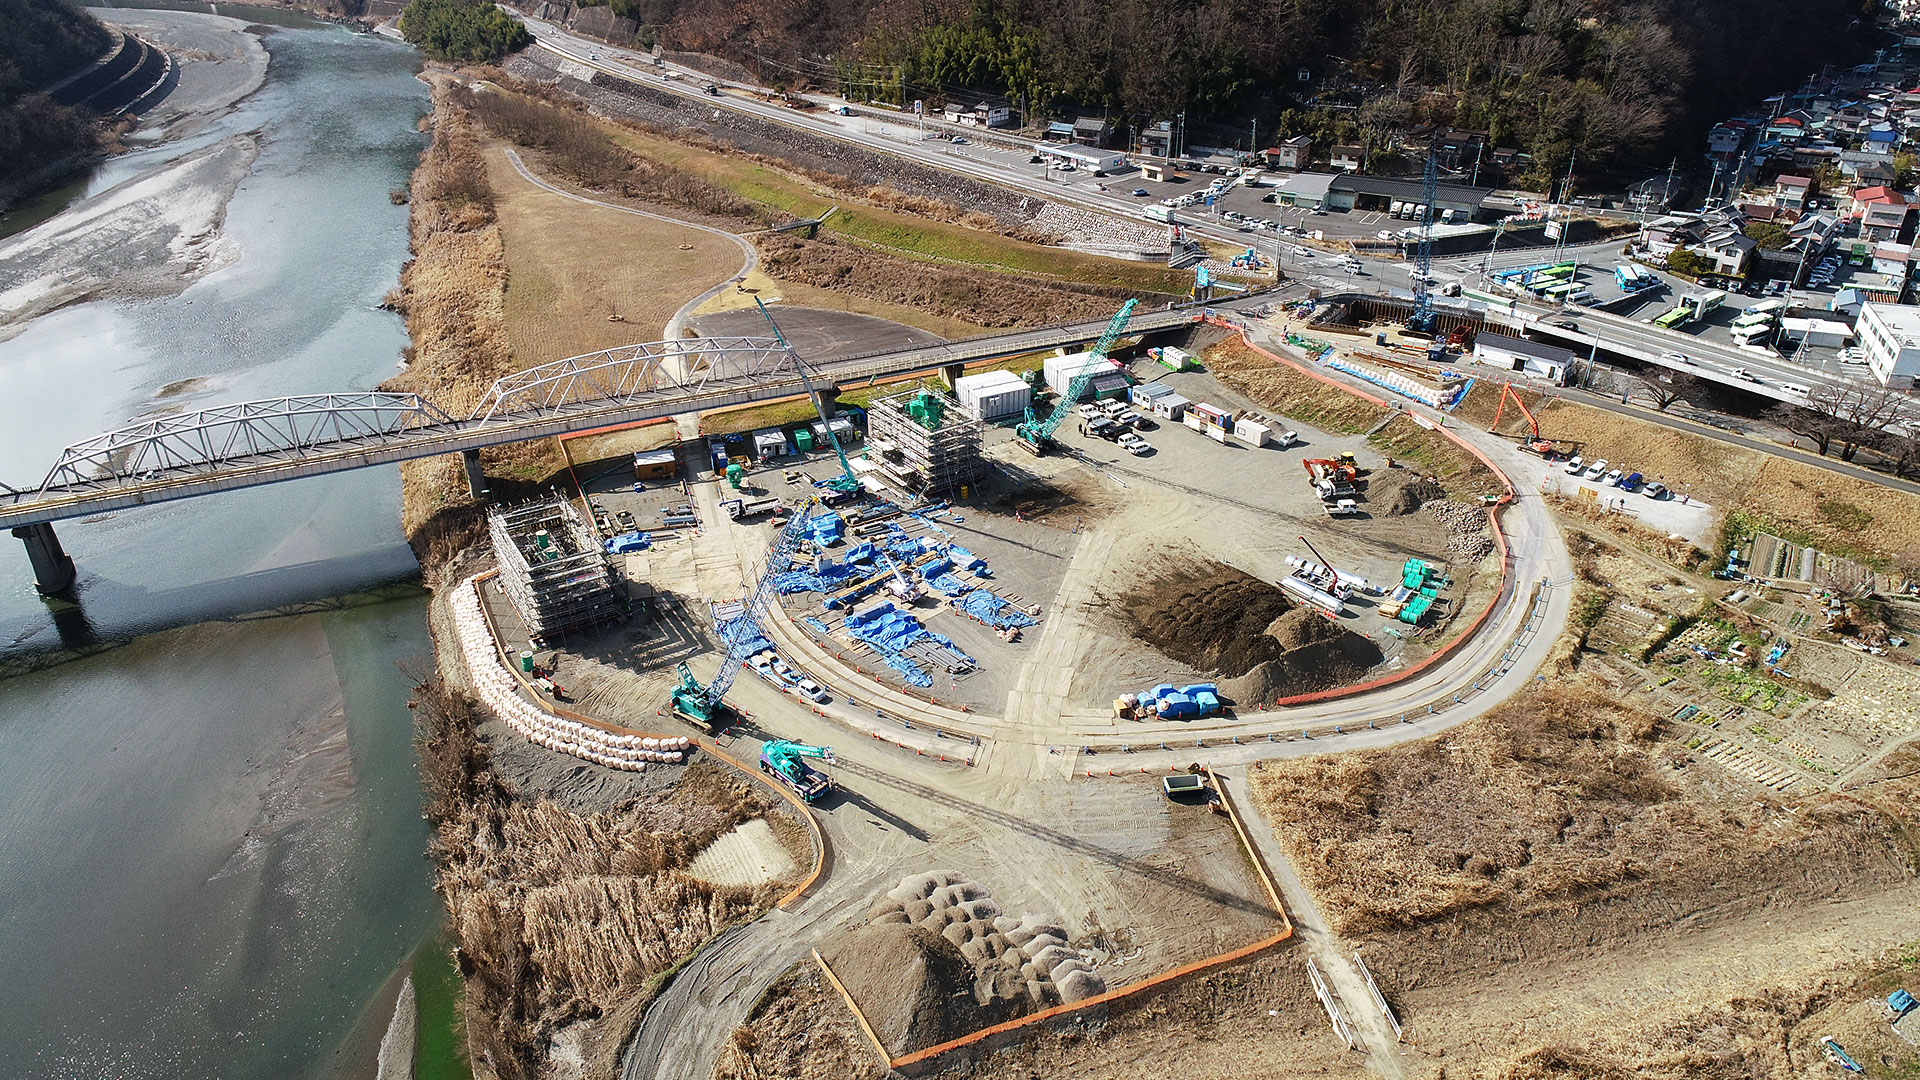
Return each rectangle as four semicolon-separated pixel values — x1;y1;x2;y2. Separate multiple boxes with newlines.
487;496;625;643
865;387;985;495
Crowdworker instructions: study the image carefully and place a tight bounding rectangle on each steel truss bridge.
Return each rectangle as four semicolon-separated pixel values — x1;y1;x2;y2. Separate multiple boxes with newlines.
2;307;1206;536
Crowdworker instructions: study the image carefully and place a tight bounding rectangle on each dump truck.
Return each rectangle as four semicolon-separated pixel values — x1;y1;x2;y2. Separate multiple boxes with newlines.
724;496;784;521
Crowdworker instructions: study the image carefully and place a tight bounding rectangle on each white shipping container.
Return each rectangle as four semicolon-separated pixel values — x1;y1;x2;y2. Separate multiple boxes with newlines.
953;370;1032;420
1232;418;1272;446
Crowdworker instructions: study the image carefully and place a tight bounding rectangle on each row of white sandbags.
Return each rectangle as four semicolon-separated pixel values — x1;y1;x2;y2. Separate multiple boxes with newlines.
451;576;692;771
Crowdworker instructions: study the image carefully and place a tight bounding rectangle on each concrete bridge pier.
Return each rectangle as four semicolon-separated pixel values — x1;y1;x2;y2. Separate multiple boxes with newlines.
13;522;77;596
939;363;966;390
810;387;838;419
463;449;489;500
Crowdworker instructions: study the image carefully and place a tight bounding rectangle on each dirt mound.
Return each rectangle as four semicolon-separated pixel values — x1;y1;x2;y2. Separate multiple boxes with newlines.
826;922;998;1055
1366;469;1446;516
1121;564;1382;691
1123;565;1296;677
1220;609;1383;704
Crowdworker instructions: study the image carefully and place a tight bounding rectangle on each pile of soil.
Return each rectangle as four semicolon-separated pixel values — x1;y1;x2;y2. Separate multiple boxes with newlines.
826;922;1022;1056
1219;608;1384;704
1366;470;1446;516
1123;565;1296;677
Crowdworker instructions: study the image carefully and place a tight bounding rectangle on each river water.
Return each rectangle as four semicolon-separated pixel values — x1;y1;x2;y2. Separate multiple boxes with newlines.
0;10;443;1079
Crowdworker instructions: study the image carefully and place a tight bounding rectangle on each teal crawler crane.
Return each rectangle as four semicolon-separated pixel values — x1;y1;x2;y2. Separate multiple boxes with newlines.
759;739;835;802
1015;299;1138;455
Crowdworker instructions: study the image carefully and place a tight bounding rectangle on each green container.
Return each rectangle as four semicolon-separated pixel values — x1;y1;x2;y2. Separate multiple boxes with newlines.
795;428;814;452
519;650;534;672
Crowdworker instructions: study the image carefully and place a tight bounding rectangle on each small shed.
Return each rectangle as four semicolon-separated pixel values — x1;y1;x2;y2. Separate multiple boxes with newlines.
953;370;1032;420
1152;392;1191;420
1472;331;1575;385
1130;382;1174;407
752;428;791;459
1190;402;1236;432
809;417;861;445
633;448;678;480
1232;418;1272;447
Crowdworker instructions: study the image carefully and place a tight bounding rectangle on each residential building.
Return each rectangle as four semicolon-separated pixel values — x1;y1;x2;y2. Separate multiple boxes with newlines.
1861;200;1915;243
1859;301;1920;387
1261;135;1312;170
1140;120;1172;157
1330;143;1364;171
1850;185;1904;217
1774;173;1812;210
1692;227;1759;277
1708;123;1745;154
1071;116;1114;148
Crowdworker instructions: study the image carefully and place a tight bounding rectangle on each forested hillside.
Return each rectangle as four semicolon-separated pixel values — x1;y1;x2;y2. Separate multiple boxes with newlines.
607;0;1879;180
0;0;111;202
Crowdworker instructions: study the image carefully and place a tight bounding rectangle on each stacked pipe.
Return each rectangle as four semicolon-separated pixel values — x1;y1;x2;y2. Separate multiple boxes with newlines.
451;576;693;771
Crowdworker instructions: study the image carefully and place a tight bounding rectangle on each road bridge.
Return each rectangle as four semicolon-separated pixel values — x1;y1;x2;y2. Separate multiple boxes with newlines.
3;307;1211;593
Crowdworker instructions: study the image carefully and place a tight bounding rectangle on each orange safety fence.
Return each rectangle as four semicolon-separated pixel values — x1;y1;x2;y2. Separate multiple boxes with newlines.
469;570;827;909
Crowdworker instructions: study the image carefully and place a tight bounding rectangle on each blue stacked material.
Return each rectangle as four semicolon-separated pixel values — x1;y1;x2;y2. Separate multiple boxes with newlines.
771;560;865;595
1193;691;1220;715
1148;683;1177;701
715;615;769;658
843;602;970;687
888;537;926;560
1178;683;1218;699
845;542;877;563
803;616;831;635
809;511;844;546
927;572;972;597
1156;692;1199;719
948;545;988;574
604;531;651;554
958;590;1034;627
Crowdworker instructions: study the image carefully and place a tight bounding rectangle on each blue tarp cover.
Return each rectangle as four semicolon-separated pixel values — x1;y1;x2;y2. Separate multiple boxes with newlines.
604;531;650;554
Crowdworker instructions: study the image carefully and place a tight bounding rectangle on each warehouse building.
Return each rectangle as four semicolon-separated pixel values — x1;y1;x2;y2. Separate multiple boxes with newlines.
1472;331;1574;384
1861;301;1920;387
1044;350;1129;401
1327;174;1492;221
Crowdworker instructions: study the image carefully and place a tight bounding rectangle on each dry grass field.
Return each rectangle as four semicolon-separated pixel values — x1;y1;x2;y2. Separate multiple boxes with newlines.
483;146;742;359
692;266;995;340
1201;338;1388;434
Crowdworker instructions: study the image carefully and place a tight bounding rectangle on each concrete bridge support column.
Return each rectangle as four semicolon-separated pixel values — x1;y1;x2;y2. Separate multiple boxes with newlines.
809;387;838;419
463;449;488;500
12;522;77;596
939;363;966;390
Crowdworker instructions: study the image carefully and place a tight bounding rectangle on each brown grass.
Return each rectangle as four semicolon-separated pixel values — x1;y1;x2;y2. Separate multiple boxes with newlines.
1249;674;1912;941
752;233;1148;329
712;967;887;1080
1368;414;1503;498
483;145;743;358
692;266;997;340
414;676;792;1080
1199;337;1387;435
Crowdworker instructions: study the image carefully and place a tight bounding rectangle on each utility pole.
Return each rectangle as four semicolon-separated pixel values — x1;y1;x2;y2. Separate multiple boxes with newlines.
1552;151;1576;263
1470;140;1484;187
1251;117;1258;161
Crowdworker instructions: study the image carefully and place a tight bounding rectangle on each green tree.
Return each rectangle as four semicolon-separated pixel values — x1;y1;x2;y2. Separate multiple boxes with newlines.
1895;152;1919;189
1665;248;1713;277
399;0;530;64
1743;222;1791;250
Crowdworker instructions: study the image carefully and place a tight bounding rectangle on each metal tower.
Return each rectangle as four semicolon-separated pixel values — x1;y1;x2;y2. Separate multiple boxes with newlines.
1407;147;1439;335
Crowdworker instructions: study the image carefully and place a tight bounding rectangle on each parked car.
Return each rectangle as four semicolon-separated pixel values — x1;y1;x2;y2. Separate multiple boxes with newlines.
951;136;968;144
1076;403;1102;420
1118;432;1151;455
1130;188;1150;196
1563;455;1586;475
1602;469;1625;487
1642;481;1669;500
1582;458;1609;480
794;678;829;703
1620;472;1643;492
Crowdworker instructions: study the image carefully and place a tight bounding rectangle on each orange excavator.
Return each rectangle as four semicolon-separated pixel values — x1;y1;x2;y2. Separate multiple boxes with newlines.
1487;383;1558;457
1303;458;1360;500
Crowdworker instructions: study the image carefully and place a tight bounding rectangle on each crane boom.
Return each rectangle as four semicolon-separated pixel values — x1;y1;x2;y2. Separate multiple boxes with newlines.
756;298;859;492
1487;383;1555;455
1408;146;1439;335
1017;298;1138;450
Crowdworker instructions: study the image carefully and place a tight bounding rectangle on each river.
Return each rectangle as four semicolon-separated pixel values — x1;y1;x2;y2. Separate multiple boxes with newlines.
0;9;445;1079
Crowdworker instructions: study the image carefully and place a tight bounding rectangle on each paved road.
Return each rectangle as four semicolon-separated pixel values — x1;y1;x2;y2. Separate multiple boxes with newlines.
501;147;756;339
